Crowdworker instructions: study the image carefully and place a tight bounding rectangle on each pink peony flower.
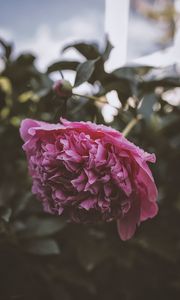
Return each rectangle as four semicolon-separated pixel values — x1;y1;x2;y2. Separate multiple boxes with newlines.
20;118;158;240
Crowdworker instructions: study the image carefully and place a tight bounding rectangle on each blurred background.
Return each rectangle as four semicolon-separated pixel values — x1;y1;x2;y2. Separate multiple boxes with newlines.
0;0;178;70
0;0;105;71
0;0;180;300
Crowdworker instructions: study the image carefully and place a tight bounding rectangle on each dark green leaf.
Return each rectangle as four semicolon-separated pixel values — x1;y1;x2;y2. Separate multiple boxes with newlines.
18;216;66;238
74;58;99;87
0;206;12;222
102;38;113;61
57;266;96;294
112;65;151;81
24;238;60;255
0;38;13;60
16;54;36;66
143;64;180;82
140;65;180;91
47;60;80;73
62;42;100;59
138;93;157;121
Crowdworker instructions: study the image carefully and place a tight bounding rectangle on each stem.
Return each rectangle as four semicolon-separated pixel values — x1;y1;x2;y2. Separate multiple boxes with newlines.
73;93;99;102
122;115;142;137
73;93;108;105
59;70;64;79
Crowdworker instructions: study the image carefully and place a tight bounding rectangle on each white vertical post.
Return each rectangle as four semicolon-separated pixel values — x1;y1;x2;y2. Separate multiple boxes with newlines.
174;0;180;59
105;0;130;72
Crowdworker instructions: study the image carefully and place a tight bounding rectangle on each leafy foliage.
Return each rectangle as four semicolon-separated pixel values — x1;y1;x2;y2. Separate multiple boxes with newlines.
0;37;180;300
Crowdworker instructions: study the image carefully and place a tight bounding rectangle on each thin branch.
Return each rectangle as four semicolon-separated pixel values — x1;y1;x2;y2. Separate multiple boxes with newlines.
59;70;64;79
73;93;107;103
122;115;142;137
73;93;98;101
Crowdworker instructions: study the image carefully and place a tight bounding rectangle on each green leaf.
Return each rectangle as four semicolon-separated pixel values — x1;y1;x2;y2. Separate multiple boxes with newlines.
62;42;100;59
138;93;157;121
74;58;99;87
68;228;112;271
0;38;13;60
16;54;36;66
24;238;60;255
140;65;180;91
0;206;12;222
17;216;66;238
143;65;180;82
47;60;80;73
112;65;151;81
102;38;113;62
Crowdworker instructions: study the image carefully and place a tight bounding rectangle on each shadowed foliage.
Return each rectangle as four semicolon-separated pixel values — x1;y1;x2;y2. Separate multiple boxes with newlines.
0;38;180;300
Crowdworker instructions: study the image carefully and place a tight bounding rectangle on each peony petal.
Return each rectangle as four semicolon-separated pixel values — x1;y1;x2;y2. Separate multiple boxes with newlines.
80;199;96;210
140;200;158;221
137;164;158;204
117;199;140;241
20;118;40;142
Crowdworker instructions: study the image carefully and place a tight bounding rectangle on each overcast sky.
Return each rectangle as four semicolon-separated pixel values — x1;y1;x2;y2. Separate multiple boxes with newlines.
0;0;104;38
0;0;172;71
0;0;105;70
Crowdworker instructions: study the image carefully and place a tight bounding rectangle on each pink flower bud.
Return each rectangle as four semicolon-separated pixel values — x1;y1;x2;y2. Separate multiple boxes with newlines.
53;80;72;98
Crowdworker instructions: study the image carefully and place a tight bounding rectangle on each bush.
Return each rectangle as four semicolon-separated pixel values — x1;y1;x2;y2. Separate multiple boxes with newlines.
0;38;180;300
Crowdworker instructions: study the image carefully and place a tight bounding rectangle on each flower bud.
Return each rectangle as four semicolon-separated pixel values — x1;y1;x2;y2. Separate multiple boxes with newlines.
53;79;72;98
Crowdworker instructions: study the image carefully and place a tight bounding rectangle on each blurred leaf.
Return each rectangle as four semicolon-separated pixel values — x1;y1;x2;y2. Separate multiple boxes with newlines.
0;206;12;222
102;38;113;62
74;58;99;87
16;54;36;66
62;42;100;59
18;216;66;238
69;228;112;271
112;65;151;81
0;107;10;119
56;266;96;294
143;65;180;82
140;65;180;91
0;76;12;94
18;91;39;103
10;116;22;126
24;238;60;255
0;38;13;60
138;93;157;121
47;61;80;73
